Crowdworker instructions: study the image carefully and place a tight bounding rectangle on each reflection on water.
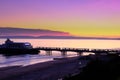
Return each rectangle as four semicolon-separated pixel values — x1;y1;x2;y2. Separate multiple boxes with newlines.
0;53;77;68
0;39;120;68
0;54;54;68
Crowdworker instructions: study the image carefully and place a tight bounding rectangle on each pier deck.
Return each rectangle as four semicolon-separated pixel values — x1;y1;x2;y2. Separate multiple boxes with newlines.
35;47;120;56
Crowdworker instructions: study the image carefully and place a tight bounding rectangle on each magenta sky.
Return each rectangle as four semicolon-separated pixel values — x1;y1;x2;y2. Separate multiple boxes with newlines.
0;0;120;38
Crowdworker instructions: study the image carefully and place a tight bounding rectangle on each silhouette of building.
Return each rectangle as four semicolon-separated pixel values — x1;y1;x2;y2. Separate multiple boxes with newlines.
1;38;33;49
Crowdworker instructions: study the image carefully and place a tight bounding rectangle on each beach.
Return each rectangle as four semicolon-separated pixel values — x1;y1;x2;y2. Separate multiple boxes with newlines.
0;56;82;80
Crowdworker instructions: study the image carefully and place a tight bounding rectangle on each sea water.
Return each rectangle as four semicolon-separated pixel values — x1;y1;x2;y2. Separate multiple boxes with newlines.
0;39;120;67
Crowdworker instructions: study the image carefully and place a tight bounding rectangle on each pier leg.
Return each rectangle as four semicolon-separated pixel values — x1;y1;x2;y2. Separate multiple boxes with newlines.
38;50;40;54
46;51;52;56
77;52;82;56
94;52;101;60
94;52;101;56
61;51;67;56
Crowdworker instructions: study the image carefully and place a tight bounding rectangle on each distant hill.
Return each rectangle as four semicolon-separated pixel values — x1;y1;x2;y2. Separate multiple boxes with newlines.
0;27;120;40
0;27;71;38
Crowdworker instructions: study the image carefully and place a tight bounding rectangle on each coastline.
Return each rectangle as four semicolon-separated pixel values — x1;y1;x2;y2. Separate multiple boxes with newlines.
0;56;81;80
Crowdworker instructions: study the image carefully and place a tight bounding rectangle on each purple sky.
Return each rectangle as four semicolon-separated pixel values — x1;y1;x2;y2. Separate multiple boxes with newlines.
0;0;120;38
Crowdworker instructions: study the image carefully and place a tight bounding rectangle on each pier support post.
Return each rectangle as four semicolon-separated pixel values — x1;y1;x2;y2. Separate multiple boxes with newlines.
61;51;67;56
77;52;83;56
46;50;52;56
38;50;40;54
94;52;101;56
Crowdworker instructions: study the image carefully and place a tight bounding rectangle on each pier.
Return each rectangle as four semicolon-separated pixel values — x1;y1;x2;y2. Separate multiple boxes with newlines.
35;47;120;56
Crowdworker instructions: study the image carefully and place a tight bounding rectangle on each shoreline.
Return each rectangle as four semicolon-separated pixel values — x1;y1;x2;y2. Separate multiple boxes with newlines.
0;56;81;80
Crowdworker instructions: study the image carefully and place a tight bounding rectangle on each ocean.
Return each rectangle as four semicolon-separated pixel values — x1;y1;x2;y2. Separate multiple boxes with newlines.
0;39;120;68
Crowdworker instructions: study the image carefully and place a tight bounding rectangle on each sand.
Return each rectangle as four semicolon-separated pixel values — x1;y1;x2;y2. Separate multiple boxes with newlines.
0;56;81;80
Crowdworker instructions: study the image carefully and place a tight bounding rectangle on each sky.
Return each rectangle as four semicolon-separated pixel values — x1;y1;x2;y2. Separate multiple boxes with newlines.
0;0;120;38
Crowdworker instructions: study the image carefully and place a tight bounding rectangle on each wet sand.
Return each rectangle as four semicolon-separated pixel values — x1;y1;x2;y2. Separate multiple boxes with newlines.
0;56;81;80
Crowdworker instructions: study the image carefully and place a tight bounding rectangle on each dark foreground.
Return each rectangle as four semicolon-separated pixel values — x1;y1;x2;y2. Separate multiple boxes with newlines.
64;54;120;80
0;56;82;80
0;54;120;80
0;48;39;56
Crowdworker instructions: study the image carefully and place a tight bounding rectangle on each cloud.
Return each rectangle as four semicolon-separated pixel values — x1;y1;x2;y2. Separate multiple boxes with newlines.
0;27;71;37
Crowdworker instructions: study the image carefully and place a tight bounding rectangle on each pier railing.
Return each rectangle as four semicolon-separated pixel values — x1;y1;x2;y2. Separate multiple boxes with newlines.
34;47;120;56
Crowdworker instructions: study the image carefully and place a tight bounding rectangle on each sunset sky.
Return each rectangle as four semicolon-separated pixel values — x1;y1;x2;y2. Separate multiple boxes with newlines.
0;0;120;38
